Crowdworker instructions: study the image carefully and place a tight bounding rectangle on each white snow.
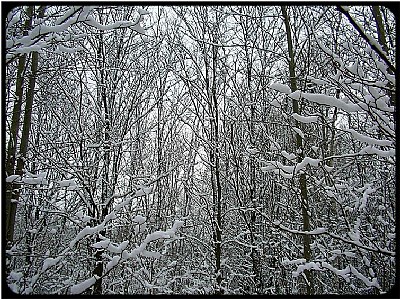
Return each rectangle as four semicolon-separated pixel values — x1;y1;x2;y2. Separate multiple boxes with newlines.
104;211;117;222
135;189;146;196
118;240;129;251
262;156;321;179
14;44;44;54
70;277;96;294
70;223;104;248
359;184;375;210
6;6;146;62
362;256;370;267
348;230;361;245
312;228;327;234
42;256;62;272
58;179;77;188
288;90;301;100
270;99;281;108
114;197;132;211
54;6;82;25
296;157;320;171
132;24;146;35
375;97;394;112
133;215;146;224
143;186;153;195
246;146;259;155
282;258;306;265
105;256;121;271
82;215;92;223
92;239;110;249
9;271;23;281
121;220;184;262
292;262;321;277
12;172;49;185
135;222;147;234
87;143;101;148
261;161;294;179
58;44;82;54
293;127;305;140
347;129;392;147
166;220;184;237
350;265;381;288
141;250;161;259
138;8;150;15
281;150;296;161
340;6;350;12
292;113;319;124
359;145;395;158
311;146;319;153
6;175;21;183
298;92;361;113
270;83;291;94
306;76;327;85
269;141;281;151
322;262;351;279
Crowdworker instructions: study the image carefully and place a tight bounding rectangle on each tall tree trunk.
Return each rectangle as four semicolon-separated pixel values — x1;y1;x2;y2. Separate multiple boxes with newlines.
93;26;107;295
281;6;314;295
5;6;34;248
244;27;262;293
211;41;223;294
371;6;395;105
6;6;46;251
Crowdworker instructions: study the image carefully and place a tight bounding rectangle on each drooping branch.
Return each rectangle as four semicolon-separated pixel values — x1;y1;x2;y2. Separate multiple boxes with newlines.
337;6;396;73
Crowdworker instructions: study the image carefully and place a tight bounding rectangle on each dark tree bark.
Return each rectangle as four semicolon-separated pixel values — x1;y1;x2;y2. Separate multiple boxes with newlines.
6;5;45;248
281;6;314;295
371;6;395;105
337;6;395;73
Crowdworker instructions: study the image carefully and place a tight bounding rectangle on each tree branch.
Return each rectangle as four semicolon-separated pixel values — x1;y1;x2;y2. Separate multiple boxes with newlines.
337;6;396;73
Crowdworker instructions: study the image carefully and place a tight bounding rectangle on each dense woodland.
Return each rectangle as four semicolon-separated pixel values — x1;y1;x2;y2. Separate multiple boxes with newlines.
4;5;396;295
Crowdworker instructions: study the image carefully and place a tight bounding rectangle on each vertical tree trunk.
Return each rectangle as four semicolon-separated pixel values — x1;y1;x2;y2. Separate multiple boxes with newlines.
245;31;262;293
6;6;46;251
371;6;395;105
93;26;107;295
5;5;34;247
211;40;223;294
156;89;164;227
281;6;314;295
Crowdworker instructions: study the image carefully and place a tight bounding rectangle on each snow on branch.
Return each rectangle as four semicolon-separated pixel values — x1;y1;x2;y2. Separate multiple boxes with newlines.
346;128;393;147
272;220;395;257
287;259;381;290
290;91;361;113
337;6;395;73
69;219;184;294
292;113;319;124
6;6;149;63
70;277;96;295
261;157;321;179
69;212;117;248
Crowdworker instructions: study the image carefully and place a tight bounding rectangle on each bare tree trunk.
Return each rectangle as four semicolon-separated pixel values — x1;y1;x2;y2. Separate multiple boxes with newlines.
6;6;46;252
210;41;223;294
5;5;34;247
245;31;262;294
371;6;395;105
281;6;314;295
93;26;107;295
